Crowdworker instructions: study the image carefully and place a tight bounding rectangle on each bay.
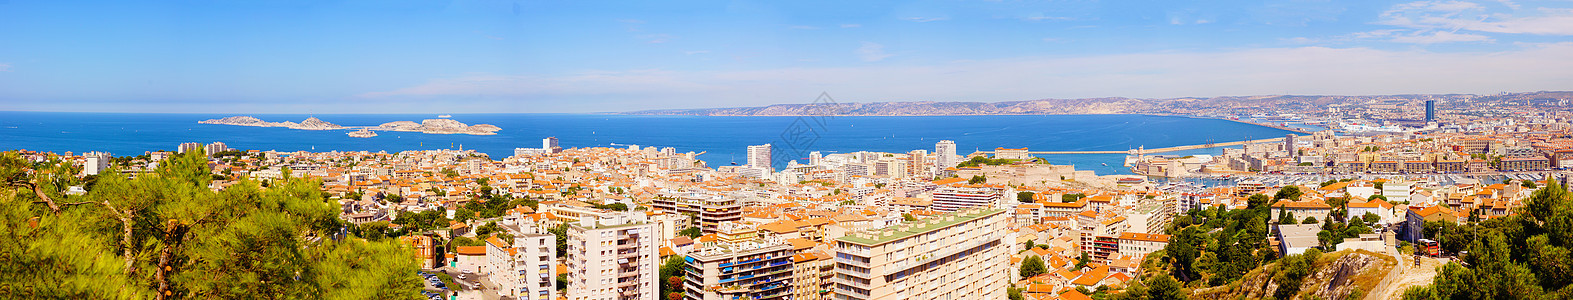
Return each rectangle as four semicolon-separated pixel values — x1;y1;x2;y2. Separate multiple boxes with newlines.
0;112;1297;175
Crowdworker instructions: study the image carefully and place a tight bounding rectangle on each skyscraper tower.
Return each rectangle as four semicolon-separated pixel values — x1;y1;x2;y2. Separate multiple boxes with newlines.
747;144;772;171
935;140;957;168
1285;134;1297;155
1425;100;1436;123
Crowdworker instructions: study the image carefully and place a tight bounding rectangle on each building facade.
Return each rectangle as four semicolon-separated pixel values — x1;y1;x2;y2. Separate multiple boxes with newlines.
566;212;659;300
831;208;1009;300
683;243;796;300
930;187;1002;212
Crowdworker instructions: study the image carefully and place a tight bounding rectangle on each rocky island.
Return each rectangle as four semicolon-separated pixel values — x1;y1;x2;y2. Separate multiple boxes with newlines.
198;116;500;136
198;116;346;130
371;119;501;135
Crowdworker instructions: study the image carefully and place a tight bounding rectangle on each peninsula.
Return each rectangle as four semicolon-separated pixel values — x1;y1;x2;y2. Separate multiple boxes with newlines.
198;116;501;136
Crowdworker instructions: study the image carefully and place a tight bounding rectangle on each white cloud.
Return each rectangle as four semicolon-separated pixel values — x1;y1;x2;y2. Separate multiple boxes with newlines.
359;44;1573;111
1493;0;1520;10
1390;30;1494;43
840;24;862;28
1021;15;1073;22
0;63;9;72
903;17;948;23
1379;1;1573;35
857;42;893;62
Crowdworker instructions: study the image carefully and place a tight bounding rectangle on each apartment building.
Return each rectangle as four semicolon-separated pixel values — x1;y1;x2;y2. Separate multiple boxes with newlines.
486;229;557;300
683;242;796;300
831;207;1009;300
930;186;1002;212
566;212;659;300
653;193;744;234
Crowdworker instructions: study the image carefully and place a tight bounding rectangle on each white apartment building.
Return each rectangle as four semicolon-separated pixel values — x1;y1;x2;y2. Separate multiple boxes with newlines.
82;151;110;176
930;186;1002;212
832;207;1009;300
935;140;957;169
485;225;557;300
748;144;773;171
566;211;658;300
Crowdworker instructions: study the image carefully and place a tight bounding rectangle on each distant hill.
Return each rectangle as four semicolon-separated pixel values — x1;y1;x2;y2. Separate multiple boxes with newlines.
621;91;1573;116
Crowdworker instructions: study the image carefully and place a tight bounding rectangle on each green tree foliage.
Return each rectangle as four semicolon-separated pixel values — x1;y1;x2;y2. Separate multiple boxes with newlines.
593;202;629;211
1162;194;1273;286
1274;185;1303;201
1147;274;1185;300
902;213;918;222
1020;255;1047;278
393;209;449;232
1408;179;1573;299
1007;286;1025;300
956;156;1016;168
0;151;422;299
658;256;686;298
1017;191;1036;203
679;227;702;238
548;222;570;258
968;175;987;184
1302;216;1319;224
1272;249;1320;300
1063;193;1086;203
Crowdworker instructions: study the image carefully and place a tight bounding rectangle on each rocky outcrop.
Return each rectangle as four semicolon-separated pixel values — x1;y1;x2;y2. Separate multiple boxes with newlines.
294;117;344;130
198;116;343;130
199;116;499;136
1196;250;1395;300
372;119;500;135
198;116;269;126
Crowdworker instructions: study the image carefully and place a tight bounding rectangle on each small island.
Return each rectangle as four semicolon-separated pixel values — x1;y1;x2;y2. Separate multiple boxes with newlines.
198;116;501;136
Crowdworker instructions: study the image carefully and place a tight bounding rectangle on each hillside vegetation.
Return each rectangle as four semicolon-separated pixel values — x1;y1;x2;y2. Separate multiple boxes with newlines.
0;151;422;299
1400;180;1573;299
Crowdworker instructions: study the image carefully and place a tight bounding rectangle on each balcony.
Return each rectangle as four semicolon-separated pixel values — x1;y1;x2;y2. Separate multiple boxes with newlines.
832;276;869;289
833;257;869;268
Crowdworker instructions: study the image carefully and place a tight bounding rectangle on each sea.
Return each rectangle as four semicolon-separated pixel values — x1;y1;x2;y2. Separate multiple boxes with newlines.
0;112;1299;176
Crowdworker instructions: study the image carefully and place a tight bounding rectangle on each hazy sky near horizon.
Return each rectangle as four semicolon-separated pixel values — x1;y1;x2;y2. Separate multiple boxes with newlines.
2;0;1572;113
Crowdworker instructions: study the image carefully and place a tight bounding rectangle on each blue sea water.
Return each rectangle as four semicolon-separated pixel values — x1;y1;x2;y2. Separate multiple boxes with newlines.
0;112;1296;175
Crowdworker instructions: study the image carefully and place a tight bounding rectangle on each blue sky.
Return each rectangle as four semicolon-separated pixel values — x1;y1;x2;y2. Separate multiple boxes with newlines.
1;0;1571;113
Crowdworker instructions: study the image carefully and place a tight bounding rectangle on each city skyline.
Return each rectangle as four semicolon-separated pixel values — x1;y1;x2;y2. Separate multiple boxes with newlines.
3;0;1573;114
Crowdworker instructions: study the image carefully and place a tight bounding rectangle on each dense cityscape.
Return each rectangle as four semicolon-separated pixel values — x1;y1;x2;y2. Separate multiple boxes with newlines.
7;0;1573;299
5;90;1573;299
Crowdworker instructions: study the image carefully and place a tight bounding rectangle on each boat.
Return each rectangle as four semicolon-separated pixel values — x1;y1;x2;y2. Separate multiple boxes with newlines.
438;115;451;118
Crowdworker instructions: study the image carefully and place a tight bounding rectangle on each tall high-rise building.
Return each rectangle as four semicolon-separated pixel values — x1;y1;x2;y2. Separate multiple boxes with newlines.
177;142;203;154
935;140;957;168
1285;134;1297;155
543;137;561;153
809;151;823;166
1425;100;1436;123
832;207;1009;300
204;142;228;155
747;144;773;171
566;212;658;300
